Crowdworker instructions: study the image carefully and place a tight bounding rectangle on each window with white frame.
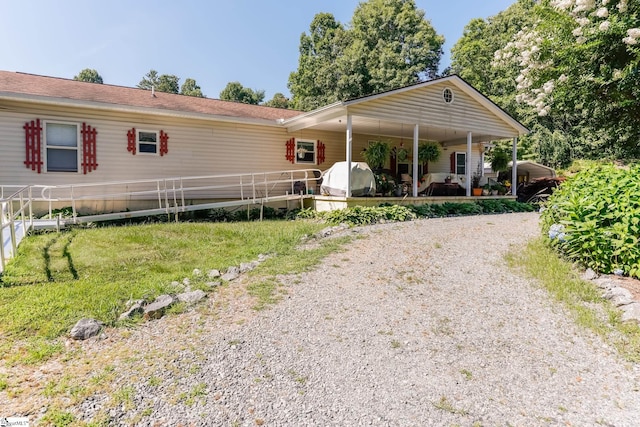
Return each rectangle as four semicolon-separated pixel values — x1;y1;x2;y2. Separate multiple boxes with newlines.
138;130;158;154
454;152;466;175
45;122;78;172
295;139;316;164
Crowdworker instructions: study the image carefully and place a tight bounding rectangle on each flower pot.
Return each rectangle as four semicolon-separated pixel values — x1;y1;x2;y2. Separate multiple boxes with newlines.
472;188;483;196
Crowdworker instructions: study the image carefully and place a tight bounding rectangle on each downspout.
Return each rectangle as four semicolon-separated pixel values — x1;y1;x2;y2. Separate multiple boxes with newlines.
512;136;518;196
412;124;419;197
466;131;472;197
346;114;353;197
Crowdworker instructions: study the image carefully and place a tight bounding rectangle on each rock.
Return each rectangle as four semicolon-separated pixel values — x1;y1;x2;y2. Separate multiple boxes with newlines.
240;261;259;273
582;268;598;281
193;268;202;276
143;295;175;320
119;301;145;321
620;302;640;324
206;281;222;288
208;269;221;278
257;254;268;263
70;318;103;340
603;287;634;307
592;277;616;290
177;289;207;305
614;268;624;276
182;277;191;286
222;266;240;281
170;281;180;287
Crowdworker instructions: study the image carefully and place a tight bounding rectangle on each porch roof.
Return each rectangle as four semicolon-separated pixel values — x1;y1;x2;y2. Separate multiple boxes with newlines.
282;75;529;144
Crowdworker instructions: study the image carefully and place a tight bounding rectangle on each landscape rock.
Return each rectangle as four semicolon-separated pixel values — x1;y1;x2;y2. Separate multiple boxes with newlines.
620;302;640;324
222;266;240;281
177;289;207;305
592;277;616;290
192;268;202;276
70;318;104;340
182;277;191;286
602;287;634;307
144;295;175;320
208;269;221;278
206;281;222;288
240;261;259;273
119;300;145;321
582;268;598;281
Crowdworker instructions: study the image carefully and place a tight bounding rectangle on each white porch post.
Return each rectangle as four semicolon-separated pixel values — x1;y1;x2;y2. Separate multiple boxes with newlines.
412;124;419;197
466;131;472;197
346;114;353;197
511;136;518;196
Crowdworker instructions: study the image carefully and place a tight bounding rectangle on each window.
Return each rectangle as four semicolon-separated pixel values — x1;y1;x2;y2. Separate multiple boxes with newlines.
443;87;454;104
138;130;158;154
454;152;466;175
295;139;316;164
45;122;78;172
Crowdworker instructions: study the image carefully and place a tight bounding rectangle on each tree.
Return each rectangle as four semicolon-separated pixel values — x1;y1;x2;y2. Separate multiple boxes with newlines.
180;78;204;97
73;68;103;84
219;82;265;105
263;92;290;109
495;0;640;159
137;69;180;94
289;0;444;111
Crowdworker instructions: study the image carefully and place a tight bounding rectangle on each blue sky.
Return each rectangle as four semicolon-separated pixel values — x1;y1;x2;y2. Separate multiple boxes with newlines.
0;0;516;100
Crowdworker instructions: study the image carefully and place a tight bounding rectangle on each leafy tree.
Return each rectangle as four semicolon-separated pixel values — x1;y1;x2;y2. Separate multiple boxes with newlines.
73;68;103;84
289;0;444;111
495;0;640;159
219;81;265;105
263;92;290;109
180;78;204;97
137;69;180;94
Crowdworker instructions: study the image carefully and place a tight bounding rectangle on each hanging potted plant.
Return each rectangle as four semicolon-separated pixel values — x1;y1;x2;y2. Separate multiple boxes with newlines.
396;145;409;162
417;141;441;173
490;147;510;174
362;140;391;172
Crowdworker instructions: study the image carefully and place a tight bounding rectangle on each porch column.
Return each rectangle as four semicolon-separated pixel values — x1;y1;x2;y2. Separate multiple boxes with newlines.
412;124;419;197
346;114;353;197
466;131;472;197
511;136;518;196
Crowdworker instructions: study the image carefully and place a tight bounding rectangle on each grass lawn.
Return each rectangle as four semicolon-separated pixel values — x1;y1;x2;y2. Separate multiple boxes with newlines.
0;220;334;346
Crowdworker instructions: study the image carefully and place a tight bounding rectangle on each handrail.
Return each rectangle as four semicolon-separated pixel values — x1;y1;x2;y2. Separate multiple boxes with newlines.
1;185;33;272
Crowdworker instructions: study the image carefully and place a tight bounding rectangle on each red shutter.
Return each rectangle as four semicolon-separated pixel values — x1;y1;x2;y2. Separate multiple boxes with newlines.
127;128;136;155
81;123;98;174
317;140;325;165
285;138;295;163
159;130;169;156
23;119;43;173
450;152;455;174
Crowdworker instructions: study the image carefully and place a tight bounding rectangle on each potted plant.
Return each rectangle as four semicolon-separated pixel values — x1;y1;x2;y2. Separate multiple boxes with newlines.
362;140;391;171
417;141;441;173
472;173;483;196
395;146;409;162
490;147;510;174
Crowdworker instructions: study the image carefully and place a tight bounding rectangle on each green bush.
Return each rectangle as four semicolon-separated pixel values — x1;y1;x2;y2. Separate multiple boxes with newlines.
541;163;640;277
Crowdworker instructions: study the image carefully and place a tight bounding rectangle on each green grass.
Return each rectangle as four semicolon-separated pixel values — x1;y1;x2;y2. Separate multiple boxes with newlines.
508;238;640;362
0;220;327;343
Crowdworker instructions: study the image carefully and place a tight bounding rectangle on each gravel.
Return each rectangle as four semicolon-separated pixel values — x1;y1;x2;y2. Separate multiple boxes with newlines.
70;213;640;425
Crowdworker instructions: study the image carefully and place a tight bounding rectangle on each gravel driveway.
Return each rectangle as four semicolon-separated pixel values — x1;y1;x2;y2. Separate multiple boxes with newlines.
72;212;640;425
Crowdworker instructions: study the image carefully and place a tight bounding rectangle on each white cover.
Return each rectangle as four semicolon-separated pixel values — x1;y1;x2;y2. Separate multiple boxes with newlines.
320;162;376;197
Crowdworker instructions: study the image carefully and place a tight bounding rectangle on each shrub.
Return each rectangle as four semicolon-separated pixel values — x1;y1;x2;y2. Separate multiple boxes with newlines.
541;163;640;277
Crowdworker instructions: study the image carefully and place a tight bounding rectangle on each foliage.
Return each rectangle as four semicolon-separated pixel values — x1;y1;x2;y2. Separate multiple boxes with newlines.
180;78;204;97
374;171;396;195
489;146;511;172
73;68;103;84
263;92;290;109
362;140;391;170
495;0;640;159
137;69;180;94
219;81;265;105
288;0;444;111
541;163;640;277
417;141;442;165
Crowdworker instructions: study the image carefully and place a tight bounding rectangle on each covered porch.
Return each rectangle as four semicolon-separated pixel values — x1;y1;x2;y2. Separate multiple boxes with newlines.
283;75;529;200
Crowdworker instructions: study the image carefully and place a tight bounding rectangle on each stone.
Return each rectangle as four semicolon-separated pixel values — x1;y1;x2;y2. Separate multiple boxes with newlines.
257;254;268;262
70;318;103;340
240;261;259;273
620;302;640;324
206;281;222;288
603;287;634;307
208;269;221;278
592;277;616;290
582;268;598;281
119;301;145;321
222;266;240;281
143;294;175;320
177;289;207;305
182;277;191;286
193;268;202;276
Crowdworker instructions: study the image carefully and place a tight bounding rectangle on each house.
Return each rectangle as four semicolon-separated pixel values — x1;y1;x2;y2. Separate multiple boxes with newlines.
0;71;528;214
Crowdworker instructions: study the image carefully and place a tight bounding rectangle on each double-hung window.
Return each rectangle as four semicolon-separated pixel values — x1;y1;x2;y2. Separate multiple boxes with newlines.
295;140;316;164
454;152;466;175
138;130;158;154
45;122;79;172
